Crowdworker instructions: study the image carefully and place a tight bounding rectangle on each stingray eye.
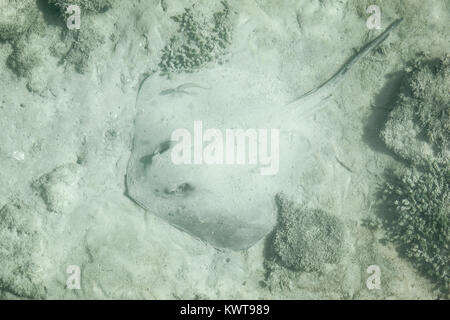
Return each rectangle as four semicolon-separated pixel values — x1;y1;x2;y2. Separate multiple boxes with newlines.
164;182;195;196
139;139;172;167
153;139;172;155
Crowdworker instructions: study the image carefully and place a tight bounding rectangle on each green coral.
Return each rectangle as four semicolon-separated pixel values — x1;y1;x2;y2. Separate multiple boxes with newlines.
159;1;233;73
271;194;345;272
382;162;449;290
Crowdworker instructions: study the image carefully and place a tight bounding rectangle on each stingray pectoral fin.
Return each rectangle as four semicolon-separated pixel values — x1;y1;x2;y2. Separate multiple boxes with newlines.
288;18;403;115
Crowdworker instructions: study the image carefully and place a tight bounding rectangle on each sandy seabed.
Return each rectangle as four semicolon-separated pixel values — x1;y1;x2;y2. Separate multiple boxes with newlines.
0;0;448;299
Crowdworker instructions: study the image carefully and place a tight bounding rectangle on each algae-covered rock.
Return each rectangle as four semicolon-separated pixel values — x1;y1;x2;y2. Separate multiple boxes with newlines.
0;201;46;298
0;0;38;41
381;55;450;165
61;26;105;73
47;0;114;14
159;1;233;73
272;194;345;272
32;163;83;213
6;33;42;77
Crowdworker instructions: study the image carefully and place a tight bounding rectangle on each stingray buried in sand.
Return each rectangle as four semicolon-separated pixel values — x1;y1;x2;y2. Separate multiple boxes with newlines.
125;19;402;250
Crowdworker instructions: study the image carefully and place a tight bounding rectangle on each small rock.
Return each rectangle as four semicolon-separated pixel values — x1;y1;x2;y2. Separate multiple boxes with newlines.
32;163;83;213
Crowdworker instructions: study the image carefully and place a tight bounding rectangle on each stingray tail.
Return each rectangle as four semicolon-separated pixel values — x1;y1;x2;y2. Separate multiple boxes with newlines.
288;18;402;113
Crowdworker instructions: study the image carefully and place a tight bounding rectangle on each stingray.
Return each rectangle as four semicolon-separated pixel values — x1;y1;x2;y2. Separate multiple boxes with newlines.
126;19;402;250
